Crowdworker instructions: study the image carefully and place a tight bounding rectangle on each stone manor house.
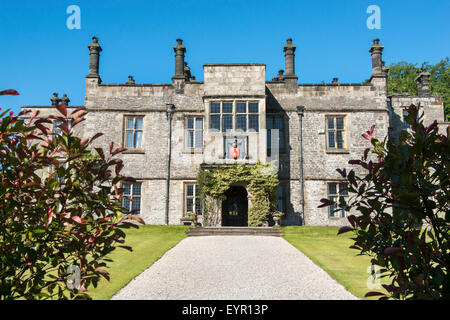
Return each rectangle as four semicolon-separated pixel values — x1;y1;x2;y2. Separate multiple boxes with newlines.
23;37;446;227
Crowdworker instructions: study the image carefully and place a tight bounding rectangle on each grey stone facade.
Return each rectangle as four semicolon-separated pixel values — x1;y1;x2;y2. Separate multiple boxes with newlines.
22;37;447;226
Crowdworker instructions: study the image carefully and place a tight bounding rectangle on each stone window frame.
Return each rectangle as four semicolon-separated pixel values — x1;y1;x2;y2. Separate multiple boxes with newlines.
209;100;260;133
122;115;145;153
121;181;142;215
183;182;202;217
326;181;348;218
184;114;204;153
325;114;348;153
266;114;287;155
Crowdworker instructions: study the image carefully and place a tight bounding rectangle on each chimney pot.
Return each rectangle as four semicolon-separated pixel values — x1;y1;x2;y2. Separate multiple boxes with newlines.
173;38;187;79
283;38;297;77
369;38;384;77
61;94;70;106
51;93;60;106
415;67;431;96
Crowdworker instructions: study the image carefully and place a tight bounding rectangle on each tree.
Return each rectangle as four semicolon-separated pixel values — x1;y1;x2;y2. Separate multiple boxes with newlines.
387;58;450;121
0;89;138;299
319;104;449;299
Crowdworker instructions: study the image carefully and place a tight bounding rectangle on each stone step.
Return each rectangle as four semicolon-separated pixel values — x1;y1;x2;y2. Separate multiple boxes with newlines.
186;227;282;237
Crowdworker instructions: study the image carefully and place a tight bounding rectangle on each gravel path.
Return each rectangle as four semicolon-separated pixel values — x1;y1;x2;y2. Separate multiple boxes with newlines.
111;236;358;300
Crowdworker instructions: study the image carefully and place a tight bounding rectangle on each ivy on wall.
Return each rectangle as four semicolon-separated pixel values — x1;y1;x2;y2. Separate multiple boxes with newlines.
196;162;279;226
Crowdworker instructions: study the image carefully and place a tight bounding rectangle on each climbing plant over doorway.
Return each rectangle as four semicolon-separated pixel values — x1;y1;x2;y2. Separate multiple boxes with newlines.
197;162;279;226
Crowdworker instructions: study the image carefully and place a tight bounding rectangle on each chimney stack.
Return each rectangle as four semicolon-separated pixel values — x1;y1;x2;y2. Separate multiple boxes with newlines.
283;38;296;77
87;36;102;79
272;70;284;81
50;93;60;106
369;38;384;76
415;67;431;96
173;39;186;79
61;94;70;106
184;62;192;81
126;75;135;85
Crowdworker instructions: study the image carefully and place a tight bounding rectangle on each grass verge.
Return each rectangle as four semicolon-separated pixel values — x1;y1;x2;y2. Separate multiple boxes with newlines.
86;225;188;300
282;226;390;300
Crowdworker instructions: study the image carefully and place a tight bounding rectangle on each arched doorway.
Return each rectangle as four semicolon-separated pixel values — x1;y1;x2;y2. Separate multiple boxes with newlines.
222;186;248;226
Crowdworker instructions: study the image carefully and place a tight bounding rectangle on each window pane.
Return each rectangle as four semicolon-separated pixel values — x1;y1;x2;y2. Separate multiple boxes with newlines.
339;183;348;195
329;203;336;217
222;115;232;131
274;117;283;129
236;115;247;131
249;115;259;132
132;183;141;195
277;185;283;197
266;118;273;130
277;200;283;212
53;120;62;134
195;130;203;148
279;130;284;149
135;118;143;130
328;131;335;148
186;198;193;213
132;197;141;214
210;115;220;131
336;117;344;130
210;103;220;113
328;196;337;217
327;118;335;129
328;183;337;195
187;131;194;148
134;131;143;149
126;131;134;148
249;103;258;113
123;183;131;195
195;118;203;130
237;102;246;113
336;131;344;149
127;118;134;129
187;184;194;197
222;102;233;113
187;118;194;129
122;197;131;211
195;198;202;215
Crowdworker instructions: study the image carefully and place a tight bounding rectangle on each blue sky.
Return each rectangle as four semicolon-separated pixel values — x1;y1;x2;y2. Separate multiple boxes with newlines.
1;0;449;113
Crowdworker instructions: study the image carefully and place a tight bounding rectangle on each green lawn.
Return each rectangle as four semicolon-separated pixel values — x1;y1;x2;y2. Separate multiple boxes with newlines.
86;225;188;300
282;226;390;300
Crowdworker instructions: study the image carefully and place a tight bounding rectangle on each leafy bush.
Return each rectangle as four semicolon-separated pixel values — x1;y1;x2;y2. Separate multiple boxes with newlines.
0;91;137;299
319;104;449;299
